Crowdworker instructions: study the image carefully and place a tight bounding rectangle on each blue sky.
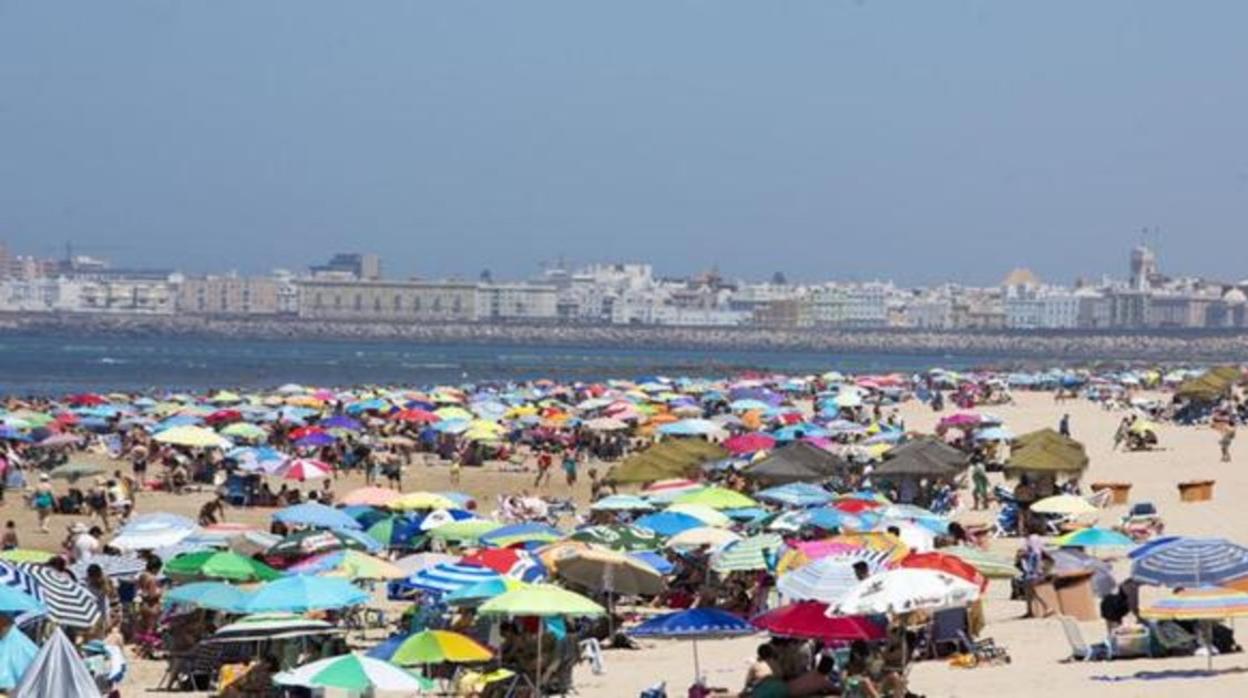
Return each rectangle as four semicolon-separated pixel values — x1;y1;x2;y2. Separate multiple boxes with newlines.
2;2;1246;284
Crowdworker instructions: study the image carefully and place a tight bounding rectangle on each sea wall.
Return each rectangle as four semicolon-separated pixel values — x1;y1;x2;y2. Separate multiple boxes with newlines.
2;312;1248;362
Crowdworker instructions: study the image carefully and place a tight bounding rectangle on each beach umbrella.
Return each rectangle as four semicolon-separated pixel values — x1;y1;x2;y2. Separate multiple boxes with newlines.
0;586;44;615
340;486;402;508
1131;537;1248;588
479;522;564;548
417;508;477;532
164;582;249;611
391;408;440;424
69;553;147;581
664;504;733;528
165;550;283;582
266;529;381;559
672;486;757;510
568;525;661;552
273;502;363;531
460;548;546;581
633;512;703;538
406;563;501;595
219;422;267;441
444;577;529;606
833;568;979;616
589;494;655;512
279;458;333;482
393;552;458;576
206;613;342;643
153;425;231;449
1030;494;1097;516
711;534;785;573
34;433;81;448
899;552;987;591
778;557;877;604
390;491;458;511
939;546;1019;579
755;483;834;508
555;548;664;596
629;609;755;684
111;513;198;551
479;583;605;617
427;520;503;545
48;462;105;482
0;551;54;565
364;515;424;549
751;601;885;642
1141;587;1248;671
664;527;741;551
0;563;101;628
238;575;369;613
275;653;431;693
390;629;494;665
288;550;405;580
1054;527;1135;549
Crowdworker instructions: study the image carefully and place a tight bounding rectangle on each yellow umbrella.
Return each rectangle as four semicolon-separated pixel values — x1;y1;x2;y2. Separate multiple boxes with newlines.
324;550;406;580
154;425;230;449
391;492;458;511
1031;494;1097;516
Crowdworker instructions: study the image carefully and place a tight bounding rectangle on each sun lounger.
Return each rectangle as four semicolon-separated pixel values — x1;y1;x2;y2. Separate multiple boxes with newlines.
956;630;1010;665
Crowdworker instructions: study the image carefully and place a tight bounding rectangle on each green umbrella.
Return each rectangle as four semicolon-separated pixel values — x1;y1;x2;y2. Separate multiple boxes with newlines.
479;585;604;696
48;461;106;482
274;653;432;693
220;422;267;441
941;546;1019;579
426;520;503;545
567;525;661;552
711;533;784;573
165;551;283;582
390;629;494;665
671;486;758;510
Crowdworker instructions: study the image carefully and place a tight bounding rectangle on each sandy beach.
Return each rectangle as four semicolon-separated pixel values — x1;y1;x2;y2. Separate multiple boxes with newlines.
2;390;1232;697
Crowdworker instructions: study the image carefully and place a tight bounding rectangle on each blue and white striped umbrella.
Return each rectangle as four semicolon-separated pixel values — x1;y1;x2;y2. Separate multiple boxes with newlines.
777;554;888;604
1131;537;1248;588
0;562;103;628
406;563;501;594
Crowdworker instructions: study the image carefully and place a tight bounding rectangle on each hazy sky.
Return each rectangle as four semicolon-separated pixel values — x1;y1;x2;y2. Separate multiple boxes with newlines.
3;2;1247;285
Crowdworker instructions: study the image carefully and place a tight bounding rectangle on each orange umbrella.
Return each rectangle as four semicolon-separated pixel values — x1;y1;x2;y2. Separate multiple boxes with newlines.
899;551;987;592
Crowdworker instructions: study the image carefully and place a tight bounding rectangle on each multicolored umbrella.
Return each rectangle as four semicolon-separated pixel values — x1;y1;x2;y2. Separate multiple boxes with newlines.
1054;527;1135;549
1131;537;1248;588
274;653;431;693
1140;587;1248;671
711;533;784;573
426;520;502;545
389;630;493;665
568;525;661;552
940;546;1020;579
287;550;405;580
279;458;333;482
899;552;987;592
478;523;564;548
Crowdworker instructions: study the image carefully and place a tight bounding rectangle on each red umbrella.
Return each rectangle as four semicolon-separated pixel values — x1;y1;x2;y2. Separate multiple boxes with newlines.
723;433;777;455
391;409;440;424
751;602;885;642
205;409;243;425
67;393;107;407
899;551;987;592
288;426;326;440
460;548;528;576
831;498;884;514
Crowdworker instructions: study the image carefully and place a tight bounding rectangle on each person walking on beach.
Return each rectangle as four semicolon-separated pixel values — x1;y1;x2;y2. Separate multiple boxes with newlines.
534;448;553;488
1219;422;1236;462
562;448;579;487
970;461;990;510
1059;413;1071;438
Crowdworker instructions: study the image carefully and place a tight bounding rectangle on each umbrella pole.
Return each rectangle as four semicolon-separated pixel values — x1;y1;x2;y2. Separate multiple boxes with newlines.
692;638;701;687
536;618;545;698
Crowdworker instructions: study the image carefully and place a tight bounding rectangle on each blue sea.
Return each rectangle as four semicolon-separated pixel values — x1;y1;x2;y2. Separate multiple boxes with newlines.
0;334;997;395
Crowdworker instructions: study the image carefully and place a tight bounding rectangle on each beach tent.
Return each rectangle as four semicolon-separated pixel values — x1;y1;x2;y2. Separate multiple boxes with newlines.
605;439;728;485
12;627;99;698
871;438;967;479
1004;428;1088;477
744;442;851;485
1175;366;1242;403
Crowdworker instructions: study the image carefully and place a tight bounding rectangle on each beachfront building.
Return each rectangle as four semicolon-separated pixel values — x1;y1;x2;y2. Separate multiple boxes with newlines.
177;276;284;316
475;283;558;322
296;279;477;322
72;276;179;314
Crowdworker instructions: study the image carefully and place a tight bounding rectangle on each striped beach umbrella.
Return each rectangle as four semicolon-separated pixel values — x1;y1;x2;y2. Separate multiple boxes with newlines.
406;563;501;595
778;557;879;605
712;533;785;573
1141;587;1248;671
1131;537;1248;588
280;458;333;482
70;554;147;581
2;563;102;628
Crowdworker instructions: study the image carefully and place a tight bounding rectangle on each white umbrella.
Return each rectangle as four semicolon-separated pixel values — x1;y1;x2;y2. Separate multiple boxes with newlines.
664;527;741;551
833;568;979;616
274;653;428;692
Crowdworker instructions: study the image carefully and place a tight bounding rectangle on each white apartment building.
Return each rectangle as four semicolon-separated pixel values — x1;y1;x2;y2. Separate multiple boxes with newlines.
475;283;558;321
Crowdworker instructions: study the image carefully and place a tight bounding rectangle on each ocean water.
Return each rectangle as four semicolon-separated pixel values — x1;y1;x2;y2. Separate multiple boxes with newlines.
0;334;995;395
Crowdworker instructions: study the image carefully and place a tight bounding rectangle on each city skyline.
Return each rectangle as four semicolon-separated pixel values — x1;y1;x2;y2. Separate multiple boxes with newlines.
4;3;1248;285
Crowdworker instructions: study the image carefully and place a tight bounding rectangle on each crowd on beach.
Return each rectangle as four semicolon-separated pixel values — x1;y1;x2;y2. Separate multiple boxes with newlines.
0;364;1242;697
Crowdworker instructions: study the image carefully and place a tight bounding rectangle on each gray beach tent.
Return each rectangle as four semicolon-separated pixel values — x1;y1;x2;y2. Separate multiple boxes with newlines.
12;626;101;698
744;442;851;484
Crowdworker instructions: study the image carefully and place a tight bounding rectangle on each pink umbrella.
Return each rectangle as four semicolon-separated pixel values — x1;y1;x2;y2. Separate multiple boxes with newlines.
723;433;776;455
794;540;864;560
937;412;982;429
281;458;333;482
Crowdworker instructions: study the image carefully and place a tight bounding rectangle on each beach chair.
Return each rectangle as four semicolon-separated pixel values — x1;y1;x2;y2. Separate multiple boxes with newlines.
992;504;1019;538
928;608;969;658
223;474;251;507
1058;616;1110;661
956;630;1010;665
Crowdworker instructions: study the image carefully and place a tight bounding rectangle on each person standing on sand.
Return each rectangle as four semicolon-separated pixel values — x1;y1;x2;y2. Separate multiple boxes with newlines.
1219;422;1236;463
534;448;552;488
33;473;55;533
970;461;990;510
1059;413;1071;438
